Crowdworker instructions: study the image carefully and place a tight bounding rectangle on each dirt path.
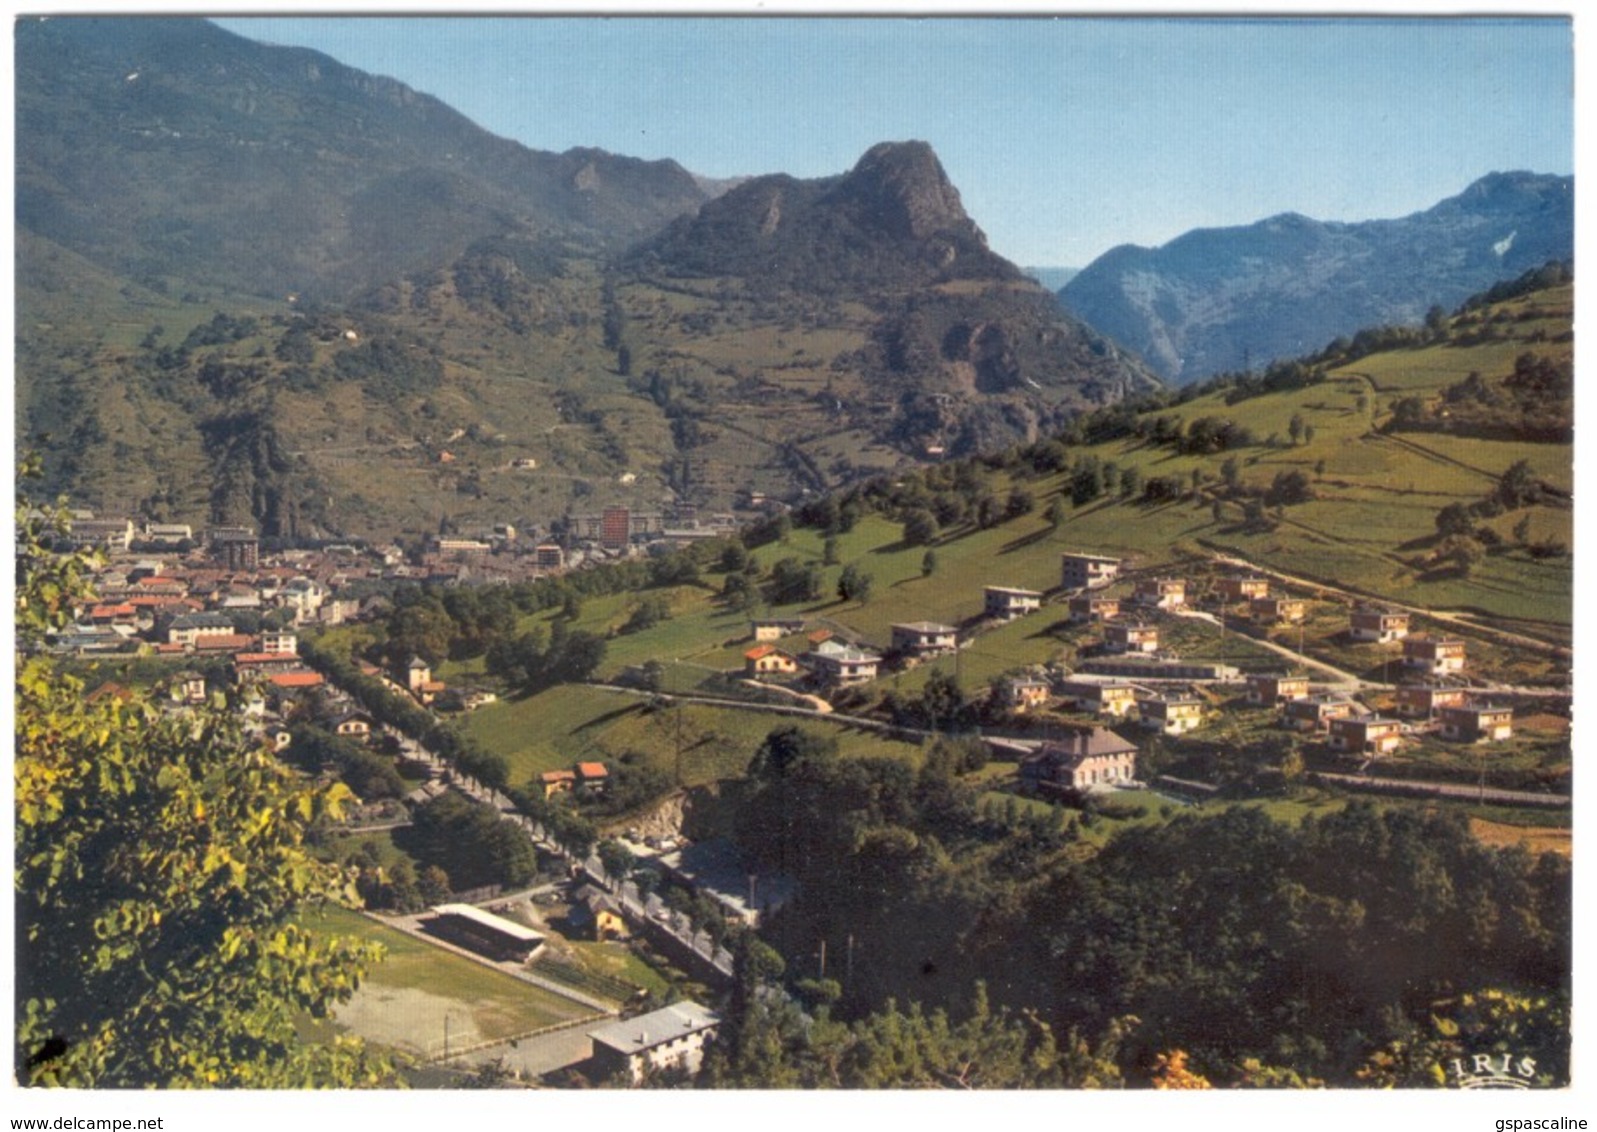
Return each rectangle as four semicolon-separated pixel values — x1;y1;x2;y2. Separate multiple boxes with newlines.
1173;608;1367;688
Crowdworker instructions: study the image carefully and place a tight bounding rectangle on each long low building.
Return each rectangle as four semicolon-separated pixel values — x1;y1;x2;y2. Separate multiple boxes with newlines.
1080;657;1241;681
424;903;545;962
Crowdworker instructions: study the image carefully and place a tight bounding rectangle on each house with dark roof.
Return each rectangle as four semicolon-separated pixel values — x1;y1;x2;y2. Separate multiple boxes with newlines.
1395;685;1471;719
1137;693;1205;735
1068;593;1121;624
1133;577;1187;610
1403;636;1467;677
1328;715;1405;756
567;884;628;941
1018;728;1138;796
1283;695;1358;732
751;617;806;642
1215;575;1271;603
1350;607;1410;643
1439;703;1514;743
1247;673;1311;706
1251;595;1307;625
1104;621;1160;655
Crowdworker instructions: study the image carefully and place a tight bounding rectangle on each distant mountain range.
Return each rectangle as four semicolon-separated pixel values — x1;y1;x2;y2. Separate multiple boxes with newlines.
1025;267;1079;292
1058;172;1574;384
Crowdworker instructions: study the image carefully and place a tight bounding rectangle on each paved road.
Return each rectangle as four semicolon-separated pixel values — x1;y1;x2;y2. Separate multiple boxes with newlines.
453;1025;598;1081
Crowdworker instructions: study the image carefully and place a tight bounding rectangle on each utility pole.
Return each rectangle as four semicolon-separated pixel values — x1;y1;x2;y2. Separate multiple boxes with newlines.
818;938;827;979
846;934;855;987
675;700;684;787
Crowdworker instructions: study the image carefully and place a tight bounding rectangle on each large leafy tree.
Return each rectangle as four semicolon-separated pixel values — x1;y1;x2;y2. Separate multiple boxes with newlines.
14;481;393;1087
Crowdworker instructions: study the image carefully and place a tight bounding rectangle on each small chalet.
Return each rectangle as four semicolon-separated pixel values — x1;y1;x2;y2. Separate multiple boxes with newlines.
1056;679;1138;718
1068;594;1121;624
569;885;628;941
744;645;799;680
1328;716;1405;757
1247;673;1311;706
806;640;881;686
1215;576;1270;603
983;586;1043;621
751;617;806;642
1061;552;1123;591
170;670;208;705
1349;607;1410;643
1439;703;1514;743
330;711;375;743
997;676;1052;713
541;769;578;799
1283;695;1359;732
576;762;610;793
1402;636;1467;677
1019;728;1138;795
1104;621;1160;655
890;622;958;657
1395;685;1470;719
406;656;446;705
1137;694;1204;735
1133;577;1187;610
1251;595;1307;625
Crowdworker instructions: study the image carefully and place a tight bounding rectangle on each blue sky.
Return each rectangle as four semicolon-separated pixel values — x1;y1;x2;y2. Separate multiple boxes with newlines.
213;15;1572;267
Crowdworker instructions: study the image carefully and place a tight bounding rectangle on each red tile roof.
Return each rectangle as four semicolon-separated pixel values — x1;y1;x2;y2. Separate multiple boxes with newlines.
267;671;324;689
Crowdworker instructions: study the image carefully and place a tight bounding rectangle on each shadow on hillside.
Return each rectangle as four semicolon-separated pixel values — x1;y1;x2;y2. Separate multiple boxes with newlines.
570;704;644;732
997;527;1054;554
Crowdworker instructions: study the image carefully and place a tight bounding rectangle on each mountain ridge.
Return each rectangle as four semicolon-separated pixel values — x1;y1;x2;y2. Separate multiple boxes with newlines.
15;15;713;302
1059;170;1573;384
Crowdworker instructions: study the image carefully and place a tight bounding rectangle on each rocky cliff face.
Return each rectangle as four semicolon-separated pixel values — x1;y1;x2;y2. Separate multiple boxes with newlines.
631;140;1019;290
1059;171;1573;384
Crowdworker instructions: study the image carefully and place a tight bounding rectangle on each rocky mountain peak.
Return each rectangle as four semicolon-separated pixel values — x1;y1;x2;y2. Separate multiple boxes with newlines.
832;140;975;241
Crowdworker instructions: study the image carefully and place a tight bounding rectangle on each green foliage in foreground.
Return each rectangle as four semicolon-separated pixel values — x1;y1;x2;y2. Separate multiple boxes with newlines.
14;483;394;1087
729;724;1569;1087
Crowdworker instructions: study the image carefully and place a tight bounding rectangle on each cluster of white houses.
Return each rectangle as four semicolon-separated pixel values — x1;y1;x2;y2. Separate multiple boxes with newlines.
1246;668;1513;753
740;580;1046;690
739;553;1512;762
